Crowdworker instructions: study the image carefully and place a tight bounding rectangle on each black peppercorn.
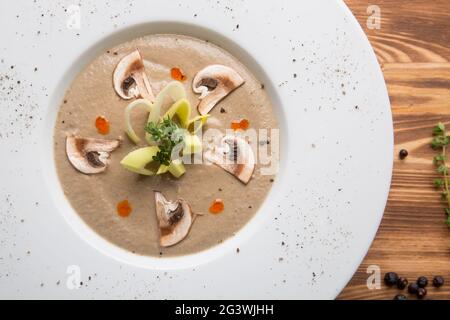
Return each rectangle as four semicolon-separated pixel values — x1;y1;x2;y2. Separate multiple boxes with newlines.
399;149;408;159
397;277;408;290
408;282;419;294
433;276;444;288
417;276;428;288
393;294;407;300
416;287;427;299
384;272;399;286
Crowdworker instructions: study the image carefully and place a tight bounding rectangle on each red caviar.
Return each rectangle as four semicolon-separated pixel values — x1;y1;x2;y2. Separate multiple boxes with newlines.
117;200;132;217
209;198;224;214
170;67;187;81
231;118;250;131
95;116;110;135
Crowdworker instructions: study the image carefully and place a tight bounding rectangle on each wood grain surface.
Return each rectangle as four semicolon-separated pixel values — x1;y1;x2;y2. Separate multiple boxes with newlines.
338;0;450;300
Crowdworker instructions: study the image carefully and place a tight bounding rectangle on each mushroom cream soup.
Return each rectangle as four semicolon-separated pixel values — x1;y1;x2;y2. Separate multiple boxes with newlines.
54;34;279;257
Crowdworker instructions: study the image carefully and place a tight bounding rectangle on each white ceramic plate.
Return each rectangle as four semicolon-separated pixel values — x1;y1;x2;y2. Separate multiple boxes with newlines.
0;0;392;299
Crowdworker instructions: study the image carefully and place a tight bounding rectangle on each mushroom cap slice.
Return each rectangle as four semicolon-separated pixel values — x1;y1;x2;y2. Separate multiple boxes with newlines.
66;135;120;174
154;191;196;247
192;65;245;115
204;135;255;184
113;49;155;102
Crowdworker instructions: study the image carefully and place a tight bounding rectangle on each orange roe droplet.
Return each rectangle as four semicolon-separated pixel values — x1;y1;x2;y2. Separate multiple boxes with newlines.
239;118;250;130
117;200;132;217
209;198;224;214
231;120;241;131
231;118;250;131
95;116;110;135
170;67;187;81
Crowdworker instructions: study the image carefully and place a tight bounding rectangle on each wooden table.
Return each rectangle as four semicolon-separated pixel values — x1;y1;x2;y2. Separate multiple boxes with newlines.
338;0;450;300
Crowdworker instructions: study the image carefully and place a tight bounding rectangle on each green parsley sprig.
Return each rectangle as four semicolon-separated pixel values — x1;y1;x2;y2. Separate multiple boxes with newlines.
145;117;184;166
431;122;450;228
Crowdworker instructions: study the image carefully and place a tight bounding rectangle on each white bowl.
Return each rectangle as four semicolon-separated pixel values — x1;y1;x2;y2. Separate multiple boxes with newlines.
0;0;392;299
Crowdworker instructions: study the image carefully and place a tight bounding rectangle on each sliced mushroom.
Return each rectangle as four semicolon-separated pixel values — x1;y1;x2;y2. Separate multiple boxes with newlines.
154;191;197;247
192;65;245;115
66;135;120;174
204;135;255;184
113;49;155;102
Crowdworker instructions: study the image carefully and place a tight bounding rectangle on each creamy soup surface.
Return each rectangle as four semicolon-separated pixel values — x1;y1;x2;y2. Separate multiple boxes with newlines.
54;34;278;257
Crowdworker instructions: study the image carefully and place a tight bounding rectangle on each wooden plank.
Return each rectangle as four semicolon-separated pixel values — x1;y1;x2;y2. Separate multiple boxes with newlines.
339;1;450;300
346;0;450;63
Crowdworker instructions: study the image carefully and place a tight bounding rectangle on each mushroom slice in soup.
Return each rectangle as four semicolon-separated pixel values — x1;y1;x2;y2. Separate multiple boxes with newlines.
113;49;155;102
204;135;255;184
66;135;120;174
192;65;245;115
154;191;197;247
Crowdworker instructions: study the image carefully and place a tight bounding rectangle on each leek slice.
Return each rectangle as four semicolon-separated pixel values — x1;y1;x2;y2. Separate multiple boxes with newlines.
146;81;186;125
161;98;209;134
188;114;210;134
120;146;159;176
156;164;169;175
120;147;184;178
162;98;191;128
163;98;209;134
168;159;186;178
124;99;152;144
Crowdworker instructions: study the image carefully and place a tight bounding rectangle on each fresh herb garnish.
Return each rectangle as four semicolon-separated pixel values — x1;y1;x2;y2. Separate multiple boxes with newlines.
431;122;450;228
145;117;184;166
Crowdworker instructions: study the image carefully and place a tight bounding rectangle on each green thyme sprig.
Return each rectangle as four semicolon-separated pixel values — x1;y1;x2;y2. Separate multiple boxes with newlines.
431;122;450;228
145;117;184;166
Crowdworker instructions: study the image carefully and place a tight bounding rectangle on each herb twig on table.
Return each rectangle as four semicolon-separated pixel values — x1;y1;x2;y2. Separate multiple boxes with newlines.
145;117;184;166
431;122;450;228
